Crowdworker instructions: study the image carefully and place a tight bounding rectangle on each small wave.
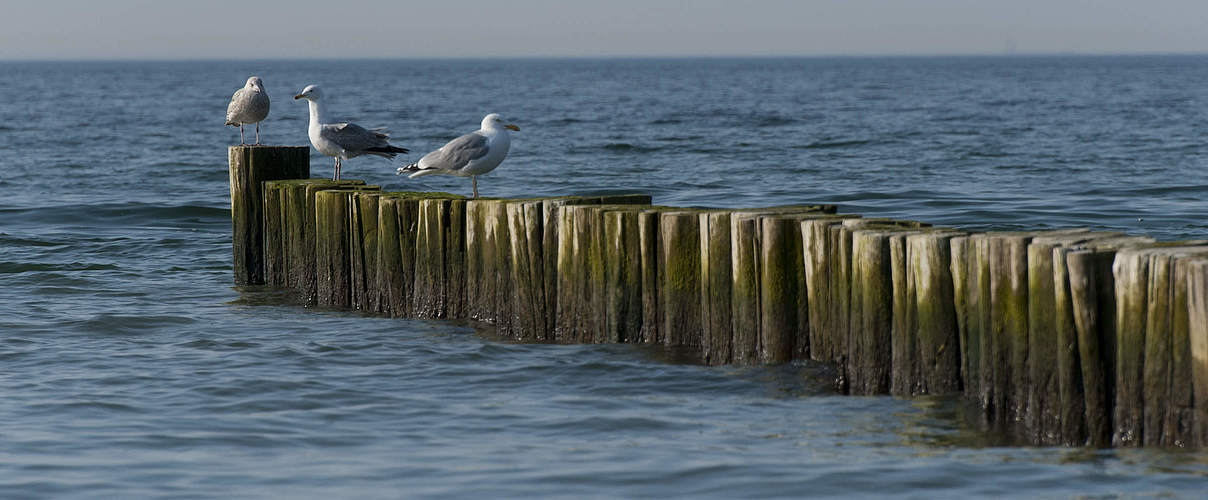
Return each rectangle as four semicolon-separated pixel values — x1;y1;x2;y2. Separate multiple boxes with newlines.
600;143;662;153
649;118;683;125
755;116;797;127
0;261;119;274
0;233;63;247
797;139;872;149
0;203;228;227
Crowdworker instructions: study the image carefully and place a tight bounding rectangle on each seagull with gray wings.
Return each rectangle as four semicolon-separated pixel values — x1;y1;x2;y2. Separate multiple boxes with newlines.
294;85;409;181
226;76;270;145
397;113;519;198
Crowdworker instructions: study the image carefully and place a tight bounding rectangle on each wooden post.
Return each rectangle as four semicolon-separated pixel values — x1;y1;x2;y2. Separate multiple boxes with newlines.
909;231;965;395
604;208;644;344
700;211;733;364
759;215;807;363
507;200;548;341
228;145;308;285
313;185;380;308
729;213;761;364
660;211;704;349
1188;258;1208;447
849;228;895;395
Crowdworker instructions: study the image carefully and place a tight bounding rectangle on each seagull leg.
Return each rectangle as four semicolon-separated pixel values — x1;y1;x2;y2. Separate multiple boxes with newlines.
239;124;245;145
332;158;340;181
472;176;478;199
255;122;261;145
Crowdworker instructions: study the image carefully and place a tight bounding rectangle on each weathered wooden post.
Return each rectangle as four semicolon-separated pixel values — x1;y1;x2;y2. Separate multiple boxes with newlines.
603;207;645;345
700;211;733;364
1188;258;1208;447
229;145;309;285
507;199;549;341
313;185;381;308
659;211;705;349
908;230;965;395
848;228;896;394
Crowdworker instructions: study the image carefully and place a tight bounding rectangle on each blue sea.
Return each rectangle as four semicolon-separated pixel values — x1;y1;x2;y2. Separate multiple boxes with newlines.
2;56;1208;498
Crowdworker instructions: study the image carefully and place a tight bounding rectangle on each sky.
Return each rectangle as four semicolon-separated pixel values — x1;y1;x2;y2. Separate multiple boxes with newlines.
0;0;1205;60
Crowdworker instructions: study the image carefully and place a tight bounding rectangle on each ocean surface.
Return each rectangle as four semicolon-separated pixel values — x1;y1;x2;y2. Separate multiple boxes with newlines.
2;56;1208;498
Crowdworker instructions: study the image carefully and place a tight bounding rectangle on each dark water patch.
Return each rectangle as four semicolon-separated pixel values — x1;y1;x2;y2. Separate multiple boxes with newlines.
0;233;65;247
68;313;197;335
796;139;873;150
0;261;119;274
599;142;663;153
0;203;228;228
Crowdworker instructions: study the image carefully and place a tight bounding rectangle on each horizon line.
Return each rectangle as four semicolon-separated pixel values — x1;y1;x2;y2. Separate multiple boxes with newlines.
2;50;1207;64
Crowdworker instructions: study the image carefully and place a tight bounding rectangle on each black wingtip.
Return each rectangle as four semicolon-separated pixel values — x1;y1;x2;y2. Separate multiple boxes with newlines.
367;146;409;155
400;162;420;172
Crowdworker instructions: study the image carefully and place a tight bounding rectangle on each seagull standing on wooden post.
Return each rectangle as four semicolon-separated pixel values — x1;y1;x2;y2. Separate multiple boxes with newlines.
226;76;270;145
397;113;519;198
294;85;409;181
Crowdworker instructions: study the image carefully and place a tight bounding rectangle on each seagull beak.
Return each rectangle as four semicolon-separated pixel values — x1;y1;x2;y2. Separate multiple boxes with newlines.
294;93;306;100
505;124;520;131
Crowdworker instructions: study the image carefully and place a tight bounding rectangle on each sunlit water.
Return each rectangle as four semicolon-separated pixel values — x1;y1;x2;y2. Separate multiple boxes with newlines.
2;57;1207;498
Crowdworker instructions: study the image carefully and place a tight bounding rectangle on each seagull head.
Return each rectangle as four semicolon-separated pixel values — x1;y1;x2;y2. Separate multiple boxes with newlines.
483;113;519;132
246;76;265;92
294;85;321;101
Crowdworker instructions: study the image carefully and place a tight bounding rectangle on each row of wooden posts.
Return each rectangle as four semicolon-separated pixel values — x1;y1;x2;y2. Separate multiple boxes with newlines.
230;146;1208;448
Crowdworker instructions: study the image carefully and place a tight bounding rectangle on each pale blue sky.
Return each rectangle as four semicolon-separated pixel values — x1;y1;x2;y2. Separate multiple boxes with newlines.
1;0;1205;59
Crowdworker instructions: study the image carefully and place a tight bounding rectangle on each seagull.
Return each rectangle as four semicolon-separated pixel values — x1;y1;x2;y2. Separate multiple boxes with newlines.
397;114;519;198
293;85;409;181
226;76;270;145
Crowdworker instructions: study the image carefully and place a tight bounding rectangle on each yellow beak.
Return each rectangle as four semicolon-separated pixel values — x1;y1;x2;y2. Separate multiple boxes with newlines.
505;124;520;131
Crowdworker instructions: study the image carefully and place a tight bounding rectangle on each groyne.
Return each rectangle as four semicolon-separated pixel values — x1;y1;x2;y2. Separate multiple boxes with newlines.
230;146;1208;448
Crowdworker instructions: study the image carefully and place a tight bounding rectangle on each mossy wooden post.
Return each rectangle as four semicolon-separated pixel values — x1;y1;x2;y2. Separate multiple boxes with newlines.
1025;231;1091;443
1053;245;1087;445
1066;248;1118;446
281;181;315;290
831;222;856;390
759;215;806;363
300;181;365;305
729;213;761;363
987;232;1032;426
950;235;975;398
910;231;964;395
263;181;287;286
1113;247;1151;446
413;198;455;319
1188;259;1208;447
849;229;894;395
446;199;468;319
314;186;380;308
229;145;309;285
604;208;644;344
351;192;380;312
376;196;404;317
700;211;733;364
801;218;855;366
556;205;601;342
466;200;492;322
970;234;996;418
1166;254;1200;447
888;231;918;396
507;200;548;341
485;200;514;331
659;211;703;349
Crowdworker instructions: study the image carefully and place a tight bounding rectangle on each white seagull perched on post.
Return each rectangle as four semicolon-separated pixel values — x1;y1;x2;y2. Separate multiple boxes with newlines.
294;84;409;181
397;114;519;198
226;76;270;145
